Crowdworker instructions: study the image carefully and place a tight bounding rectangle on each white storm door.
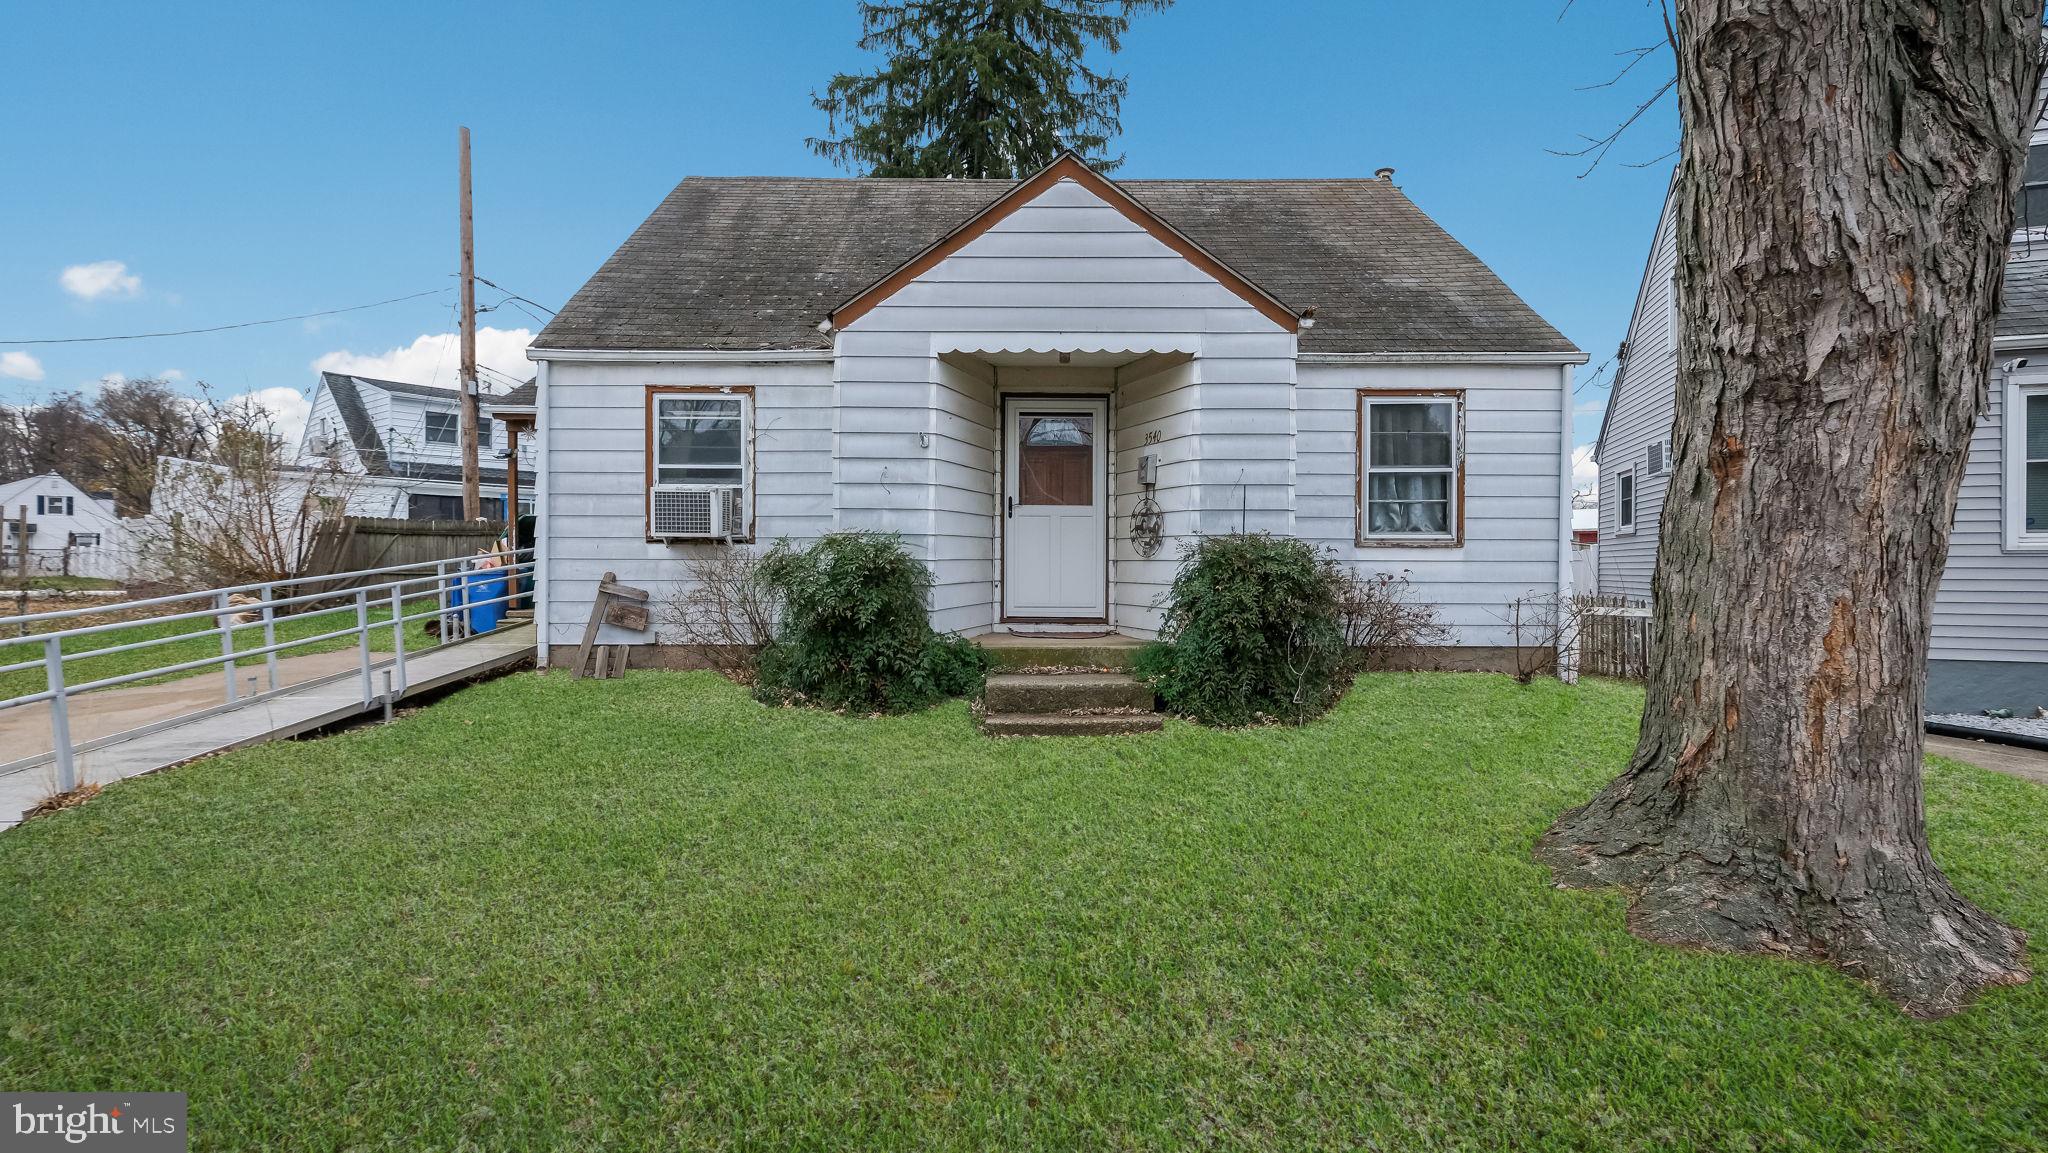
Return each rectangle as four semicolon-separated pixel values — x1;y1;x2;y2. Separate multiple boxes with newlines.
1003;399;1108;620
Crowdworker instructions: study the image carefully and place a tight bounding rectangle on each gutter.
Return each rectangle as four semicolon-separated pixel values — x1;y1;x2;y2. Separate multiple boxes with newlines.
1299;351;1591;365
525;347;834;364
1926;719;2048;754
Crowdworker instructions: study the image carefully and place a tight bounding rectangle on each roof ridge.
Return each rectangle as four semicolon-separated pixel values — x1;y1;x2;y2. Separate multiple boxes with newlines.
673;174;1407;186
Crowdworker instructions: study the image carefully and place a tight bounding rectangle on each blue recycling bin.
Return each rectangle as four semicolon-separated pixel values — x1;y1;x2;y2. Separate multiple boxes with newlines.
462;569;508;633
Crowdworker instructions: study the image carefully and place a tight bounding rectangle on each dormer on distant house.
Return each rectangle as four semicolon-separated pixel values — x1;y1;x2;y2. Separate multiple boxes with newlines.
300;372;537;521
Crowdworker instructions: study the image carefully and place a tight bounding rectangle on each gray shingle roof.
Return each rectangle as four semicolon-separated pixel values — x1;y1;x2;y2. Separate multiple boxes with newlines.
483;380;537;409
535;175;1578;355
318;372;533;486
1999;252;2048;339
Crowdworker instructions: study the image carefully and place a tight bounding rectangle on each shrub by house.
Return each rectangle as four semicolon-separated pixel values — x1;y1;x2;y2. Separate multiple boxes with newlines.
754;532;987;713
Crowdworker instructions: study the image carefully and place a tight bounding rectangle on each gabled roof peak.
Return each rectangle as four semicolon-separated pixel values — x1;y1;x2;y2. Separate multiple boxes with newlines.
827;152;1303;332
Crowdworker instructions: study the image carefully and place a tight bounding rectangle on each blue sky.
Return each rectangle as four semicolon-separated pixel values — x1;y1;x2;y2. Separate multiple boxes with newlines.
0;0;1676;465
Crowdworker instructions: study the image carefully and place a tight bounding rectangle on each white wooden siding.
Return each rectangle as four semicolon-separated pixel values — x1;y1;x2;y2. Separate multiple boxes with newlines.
1111;358;1198;636
1596;181;1678;600
1933;362;2048;663
537;358;834;649
833;175;1294;635
1300;361;1568;646
1602;183;2048;667
534;175;1572;652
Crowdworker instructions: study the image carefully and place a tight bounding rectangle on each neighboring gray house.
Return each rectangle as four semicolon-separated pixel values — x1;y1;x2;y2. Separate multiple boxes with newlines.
1595;176;2048;713
523;154;1587;666
300;372;536;521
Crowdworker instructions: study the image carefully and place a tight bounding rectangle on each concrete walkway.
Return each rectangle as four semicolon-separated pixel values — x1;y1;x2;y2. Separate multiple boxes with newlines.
1927;732;2048;787
0;623;533;830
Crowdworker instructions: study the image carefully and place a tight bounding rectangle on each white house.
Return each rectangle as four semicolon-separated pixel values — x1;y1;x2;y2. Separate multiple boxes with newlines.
524;154;1585;666
1595;171;2048;713
300;372;536;521
0;473;128;579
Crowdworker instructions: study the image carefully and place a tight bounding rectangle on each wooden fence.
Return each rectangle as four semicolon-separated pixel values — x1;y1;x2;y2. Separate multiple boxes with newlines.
298;517;506;591
1579;595;1654;680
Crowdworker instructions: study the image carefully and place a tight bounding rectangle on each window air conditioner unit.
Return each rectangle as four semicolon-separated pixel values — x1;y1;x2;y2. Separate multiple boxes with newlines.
650;484;746;540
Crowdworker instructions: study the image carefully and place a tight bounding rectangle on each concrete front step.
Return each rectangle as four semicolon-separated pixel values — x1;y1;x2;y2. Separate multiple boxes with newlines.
985;672;1155;713
980;711;1164;737
975;635;1145;671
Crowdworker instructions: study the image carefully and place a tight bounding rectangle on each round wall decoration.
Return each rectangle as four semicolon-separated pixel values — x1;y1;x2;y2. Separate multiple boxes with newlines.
1129;495;1164;559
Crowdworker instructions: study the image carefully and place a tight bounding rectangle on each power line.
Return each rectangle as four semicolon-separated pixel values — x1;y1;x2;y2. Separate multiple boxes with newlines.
476;364;530;391
474;276;556;315
0;288;450;346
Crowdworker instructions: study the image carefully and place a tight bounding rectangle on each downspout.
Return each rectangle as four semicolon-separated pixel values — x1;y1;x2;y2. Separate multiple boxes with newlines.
1556;362;1579;684
533;360;551;666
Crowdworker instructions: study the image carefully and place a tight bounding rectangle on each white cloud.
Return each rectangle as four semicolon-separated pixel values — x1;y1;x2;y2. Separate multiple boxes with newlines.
312;326;534;392
0;351;43;381
159;368;186;382
60;260;142;300
230;386;312;449
1572;444;1598;490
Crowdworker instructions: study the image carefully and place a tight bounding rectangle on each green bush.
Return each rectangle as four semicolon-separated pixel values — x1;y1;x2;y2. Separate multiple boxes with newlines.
753;532;989;713
1137;533;1347;726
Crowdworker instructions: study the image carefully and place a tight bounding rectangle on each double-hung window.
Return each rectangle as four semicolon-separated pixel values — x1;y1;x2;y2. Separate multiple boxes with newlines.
424;410;459;445
1359;391;1461;544
35;495;73;516
2020;147;2048;235
2010;378;2048;549
649;388;752;540
1616;468;1637;533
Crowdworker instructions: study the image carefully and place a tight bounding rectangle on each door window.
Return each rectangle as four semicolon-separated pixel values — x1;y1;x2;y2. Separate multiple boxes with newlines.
1017;414;1093;506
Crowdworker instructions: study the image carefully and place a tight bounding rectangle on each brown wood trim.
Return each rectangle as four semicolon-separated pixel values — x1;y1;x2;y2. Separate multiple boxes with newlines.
1354;388;1467;549
644;384;758;544
829;153;1303;332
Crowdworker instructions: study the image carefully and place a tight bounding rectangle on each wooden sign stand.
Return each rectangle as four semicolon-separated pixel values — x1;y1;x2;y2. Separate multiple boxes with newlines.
570;570;650;679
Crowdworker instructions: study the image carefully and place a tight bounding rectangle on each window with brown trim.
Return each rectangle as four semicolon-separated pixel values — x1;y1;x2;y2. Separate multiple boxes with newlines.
1358;390;1463;546
644;386;755;542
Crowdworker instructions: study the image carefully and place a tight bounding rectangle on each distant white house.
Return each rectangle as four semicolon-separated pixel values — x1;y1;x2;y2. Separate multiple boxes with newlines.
0;473;129;579
299;372;535;521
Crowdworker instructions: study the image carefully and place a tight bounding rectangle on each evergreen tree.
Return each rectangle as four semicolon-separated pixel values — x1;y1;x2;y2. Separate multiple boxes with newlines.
809;0;1170;178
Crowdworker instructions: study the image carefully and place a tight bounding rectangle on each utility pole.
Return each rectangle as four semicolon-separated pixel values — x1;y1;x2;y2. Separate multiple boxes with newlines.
458;125;481;521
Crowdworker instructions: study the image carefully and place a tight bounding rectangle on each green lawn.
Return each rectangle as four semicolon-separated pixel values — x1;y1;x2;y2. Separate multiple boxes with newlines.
1;673;2042;1150
0;598;441;702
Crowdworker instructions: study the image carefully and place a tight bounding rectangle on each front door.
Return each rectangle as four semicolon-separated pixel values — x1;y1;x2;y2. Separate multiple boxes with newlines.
1003;397;1108;621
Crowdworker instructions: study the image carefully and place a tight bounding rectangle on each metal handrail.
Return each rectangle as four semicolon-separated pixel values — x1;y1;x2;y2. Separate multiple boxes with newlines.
9;548;535;793
0;554;505;635
0;568;464;660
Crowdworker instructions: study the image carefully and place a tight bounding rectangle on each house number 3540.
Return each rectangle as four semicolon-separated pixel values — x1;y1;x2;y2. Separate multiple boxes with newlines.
1142;430;1161;445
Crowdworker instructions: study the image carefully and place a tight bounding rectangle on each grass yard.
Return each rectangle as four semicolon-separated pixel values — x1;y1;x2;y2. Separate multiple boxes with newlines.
0;672;2042;1150
0;598;441;702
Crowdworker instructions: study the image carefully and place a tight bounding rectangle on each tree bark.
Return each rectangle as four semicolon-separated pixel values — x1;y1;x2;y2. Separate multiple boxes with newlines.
1538;0;2044;1018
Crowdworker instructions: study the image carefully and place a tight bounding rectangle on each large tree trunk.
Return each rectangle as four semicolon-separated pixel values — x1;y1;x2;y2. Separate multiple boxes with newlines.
1538;0;2043;1018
